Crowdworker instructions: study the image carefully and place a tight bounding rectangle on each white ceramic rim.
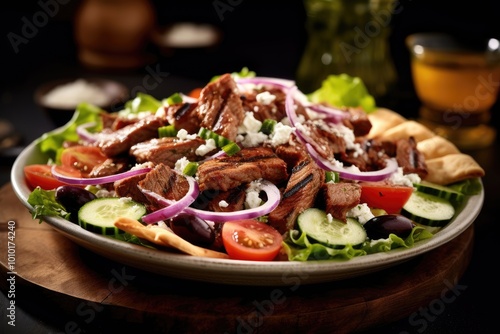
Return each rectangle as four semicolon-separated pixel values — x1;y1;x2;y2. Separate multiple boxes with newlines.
11;139;484;286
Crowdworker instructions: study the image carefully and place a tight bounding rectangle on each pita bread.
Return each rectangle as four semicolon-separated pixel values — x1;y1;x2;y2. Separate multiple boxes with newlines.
376;120;435;142
114;217;229;259
367;108;406;138
423;153;485;185
416;135;461;160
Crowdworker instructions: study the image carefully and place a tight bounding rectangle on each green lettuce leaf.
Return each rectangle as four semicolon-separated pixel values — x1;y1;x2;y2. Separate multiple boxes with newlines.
120;92;162;117
448;177;483;196
282;226;433;261
36;103;104;162
27;187;70;223
307;73;377;112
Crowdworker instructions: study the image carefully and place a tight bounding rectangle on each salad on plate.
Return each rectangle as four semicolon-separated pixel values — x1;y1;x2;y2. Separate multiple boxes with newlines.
23;69;485;262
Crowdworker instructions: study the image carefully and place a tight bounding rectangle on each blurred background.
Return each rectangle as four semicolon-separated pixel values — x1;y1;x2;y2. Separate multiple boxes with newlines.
1;0;500;150
0;0;500;108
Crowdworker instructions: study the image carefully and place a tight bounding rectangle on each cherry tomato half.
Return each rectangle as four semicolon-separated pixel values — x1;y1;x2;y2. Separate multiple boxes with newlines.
360;181;414;214
188;87;202;99
60;145;107;175
24;164;81;190
222;219;283;261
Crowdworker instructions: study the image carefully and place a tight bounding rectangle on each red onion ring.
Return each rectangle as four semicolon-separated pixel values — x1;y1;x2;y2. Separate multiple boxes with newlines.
76;122;100;143
183;180;281;222
51;166;152;185
305;143;398;182
236;77;295;91
140;175;199;224
306;104;348;124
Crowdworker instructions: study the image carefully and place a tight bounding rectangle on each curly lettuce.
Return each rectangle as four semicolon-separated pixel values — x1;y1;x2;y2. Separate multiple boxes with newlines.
307;73;377;113
282;226;433;261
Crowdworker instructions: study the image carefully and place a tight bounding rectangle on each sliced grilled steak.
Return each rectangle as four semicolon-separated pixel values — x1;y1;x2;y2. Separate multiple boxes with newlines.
206;185;247;212
396;137;428;179
240;87;287;121
138;163;190;211
195;73;245;141
274;136;309;174
164;102;200;135
94;115;166;156
268;158;325;235
301;120;347;160
114;173;150;205
197;147;288;192
130;137;210;168
322;182;361;222
342;107;372;137
88;158;129;178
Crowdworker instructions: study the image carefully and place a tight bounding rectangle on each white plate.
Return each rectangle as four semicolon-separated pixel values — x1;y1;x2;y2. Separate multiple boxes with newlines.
11;139;484;286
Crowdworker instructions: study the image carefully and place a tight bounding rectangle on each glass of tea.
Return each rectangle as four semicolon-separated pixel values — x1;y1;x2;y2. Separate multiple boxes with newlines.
406;33;500;150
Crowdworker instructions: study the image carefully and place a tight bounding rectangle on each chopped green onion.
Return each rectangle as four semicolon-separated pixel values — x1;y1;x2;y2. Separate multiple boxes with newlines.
222;142;241;155
260;119;277;135
158;125;178;138
166;92;183;105
182;162;199;176
198;127;240;156
325;171;339;183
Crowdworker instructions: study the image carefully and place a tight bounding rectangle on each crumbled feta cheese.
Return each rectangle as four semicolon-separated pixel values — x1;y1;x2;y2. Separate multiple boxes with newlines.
131;161;154;170
256;91;276;105
95;189;116;198
238;111;262;134
389;167;420;187
196;138;217;156
175;157;190;173
326;122;364;156
245;180;262;209
219;200;229;208
270;122;293;147
326;213;334;223
176;128;197;141
240;132;268;148
347;203;374;224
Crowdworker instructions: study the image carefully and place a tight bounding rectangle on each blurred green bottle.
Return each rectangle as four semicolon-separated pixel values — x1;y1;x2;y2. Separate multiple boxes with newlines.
296;0;397;97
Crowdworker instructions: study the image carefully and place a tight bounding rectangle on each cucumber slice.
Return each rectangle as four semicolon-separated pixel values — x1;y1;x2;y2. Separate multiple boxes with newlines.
413;181;465;206
297;208;367;247
78;197;146;235
401;191;455;227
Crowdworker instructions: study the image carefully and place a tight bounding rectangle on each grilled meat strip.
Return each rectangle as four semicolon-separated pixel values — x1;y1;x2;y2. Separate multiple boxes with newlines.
195;73;245;141
164;102;200;135
268;158;325;235
342;107;372;137
321;182;362;222
114;173;151;206
94;115;166;156
240;87;288;122
137;163;190;211
396;136;428;179
130;137;211;168
197;147;289;192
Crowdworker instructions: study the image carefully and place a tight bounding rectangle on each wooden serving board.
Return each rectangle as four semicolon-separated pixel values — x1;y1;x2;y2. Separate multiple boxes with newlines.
0;182;473;333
